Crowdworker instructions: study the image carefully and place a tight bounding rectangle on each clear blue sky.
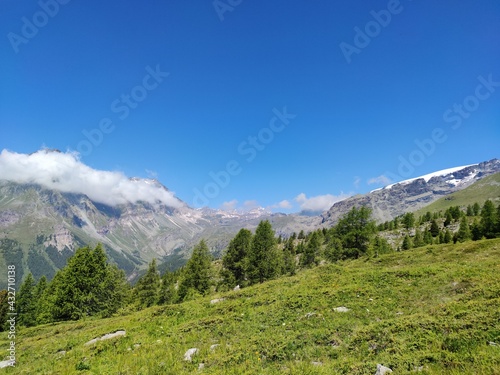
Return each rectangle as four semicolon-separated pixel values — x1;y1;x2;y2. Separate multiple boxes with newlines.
1;0;499;212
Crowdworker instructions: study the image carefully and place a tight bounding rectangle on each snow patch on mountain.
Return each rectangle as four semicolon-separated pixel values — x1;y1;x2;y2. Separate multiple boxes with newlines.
384;165;475;190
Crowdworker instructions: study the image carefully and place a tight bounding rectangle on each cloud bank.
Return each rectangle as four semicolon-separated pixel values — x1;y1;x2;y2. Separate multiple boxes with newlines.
0;149;182;208
295;192;350;212
367;174;393;186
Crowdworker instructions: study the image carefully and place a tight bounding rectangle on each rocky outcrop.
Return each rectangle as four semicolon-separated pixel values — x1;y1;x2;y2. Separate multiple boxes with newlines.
322;159;500;225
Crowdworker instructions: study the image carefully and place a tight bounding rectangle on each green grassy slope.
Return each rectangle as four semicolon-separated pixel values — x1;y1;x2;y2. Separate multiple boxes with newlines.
3;239;500;374
413;172;500;217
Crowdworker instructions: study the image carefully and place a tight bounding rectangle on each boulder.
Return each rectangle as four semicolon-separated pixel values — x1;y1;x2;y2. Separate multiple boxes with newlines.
184;348;199;361
84;330;126;346
333;306;350;313
375;364;393;374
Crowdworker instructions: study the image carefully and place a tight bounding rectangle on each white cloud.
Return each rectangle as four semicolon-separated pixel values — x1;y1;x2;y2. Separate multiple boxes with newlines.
221;199;238;211
276;200;292;209
0;149;182;208
367;174;392;186
294;192;350;212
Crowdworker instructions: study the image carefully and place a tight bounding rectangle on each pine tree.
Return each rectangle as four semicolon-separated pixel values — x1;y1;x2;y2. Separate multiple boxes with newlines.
413;229;425;248
480;200;497;239
456;216;472;242
178;240;214;300
335;206;376;258
300;231;320;267
0;290;8;331
430;220;440;237
221;228;252;288
423;230;433;245
371;236;392;257
158;270;177;305
471;219;482;241
298;230;305;240
33;276;48;324
51;244;126;321
247;221;280;284
402;212;415;230
472;202;481;216
444;211;453;227
282;238;296;275
444;229;453;243
401;235;412;250
466;205;474;217
17;273;37;327
324;237;343;262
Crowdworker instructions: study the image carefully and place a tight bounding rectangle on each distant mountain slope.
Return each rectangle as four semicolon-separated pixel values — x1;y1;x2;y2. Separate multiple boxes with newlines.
322;159;500;225
0;180;319;287
412;171;500;217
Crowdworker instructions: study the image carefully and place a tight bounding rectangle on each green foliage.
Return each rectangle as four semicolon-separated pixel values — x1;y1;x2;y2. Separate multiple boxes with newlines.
221;228;252;288
480;200;497;239
335;206;376;258
178;240;214;300
136;259;160;308
0;290;8;331
281;238;296;276
51;244;128;321
402;212;415;230
247;221;281;284
371;235;392;257
300;231;320;267
17;273;37;327
401;234;412;250
158;270;177;305
430;219;440;237
456;216;472;242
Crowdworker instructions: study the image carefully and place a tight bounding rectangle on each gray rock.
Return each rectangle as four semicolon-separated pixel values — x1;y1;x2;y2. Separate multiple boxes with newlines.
210;298;225;304
84;330;126;346
305;312;316;318
333;306;350;313
0;360;14;369
375;364;393;375
233;285;240;291
184;348;199;361
210;344;220;351
198;363;205;370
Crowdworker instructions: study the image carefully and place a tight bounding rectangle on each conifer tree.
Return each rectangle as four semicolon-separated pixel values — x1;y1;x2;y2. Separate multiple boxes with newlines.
281;238;296;275
335;206;376;258
466;205;474;217
17;273;37;327
430;220;440;237
402;212;415;230
480;200;497;239
247;220;280;284
423;230;433;245
371;236;392;257
0;290;7;331
472;202;481;216
300;231;320;267
401;235;412;250
221;228;252;287
456;216;471;242
444;229;453;243
413;229;425;248
471;219;482;241
158;270;177;305
33;276;48;324
178;240;214;300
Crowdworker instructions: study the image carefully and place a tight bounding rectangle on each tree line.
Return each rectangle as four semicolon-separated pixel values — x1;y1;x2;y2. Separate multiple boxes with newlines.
2;199;499;329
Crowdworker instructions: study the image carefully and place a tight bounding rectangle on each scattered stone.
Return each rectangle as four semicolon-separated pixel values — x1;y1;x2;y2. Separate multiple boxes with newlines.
413;365;424;372
489;341;498;346
210;298;225;304
56;350;67;357
333;306;350;313
156;339;163;344
133;344;141;349
210;344;220;351
184;348;199;361
84;330;126;346
198;363;205;370
233;285;240;291
311;361;323;366
369;298;374;302
375;364;393;375
396;311;404;315
305;312;316;318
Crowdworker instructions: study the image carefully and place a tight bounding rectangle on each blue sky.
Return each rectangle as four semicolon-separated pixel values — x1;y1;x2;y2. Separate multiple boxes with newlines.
1;0;499;212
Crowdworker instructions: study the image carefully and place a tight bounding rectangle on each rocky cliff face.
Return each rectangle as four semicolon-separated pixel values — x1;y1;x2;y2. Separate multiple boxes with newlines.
322;159;500;225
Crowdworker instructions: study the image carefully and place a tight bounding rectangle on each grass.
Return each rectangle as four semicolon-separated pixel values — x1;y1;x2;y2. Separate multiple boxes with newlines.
2;239;500;374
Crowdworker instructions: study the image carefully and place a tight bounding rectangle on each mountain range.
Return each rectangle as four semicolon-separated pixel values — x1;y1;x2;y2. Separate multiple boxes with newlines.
0;157;498;288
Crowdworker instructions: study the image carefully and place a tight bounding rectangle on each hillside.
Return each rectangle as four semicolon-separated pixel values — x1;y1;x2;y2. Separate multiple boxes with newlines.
4;238;499;374
412;172;500;218
322;159;500;225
